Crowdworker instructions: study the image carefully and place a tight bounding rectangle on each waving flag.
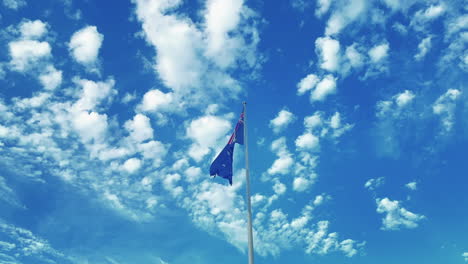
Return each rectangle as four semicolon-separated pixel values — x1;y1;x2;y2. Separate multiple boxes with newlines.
209;110;244;185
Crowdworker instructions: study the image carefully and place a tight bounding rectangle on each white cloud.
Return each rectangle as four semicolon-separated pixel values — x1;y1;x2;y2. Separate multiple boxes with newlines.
463;252;468;262
364;177;384;191
9;40;51;72
313;194;326;206
374;90;417;158
185;166;202;183
395;90;415;108
315;36;340;72
73;78;116;111
69;26;103;66
273;181;286;195
376;90;415;118
325;0;367;36
3;0;26;9
381;0;400;11
131;0;259;107
345;43;364;68
293;176;312;192
295;132;320;151
446;15;468;37
138;89;175;113
414;36;432;61
411;4;445;31
72;111;108;143
122;92;137;104
405;182;417;191
311;75;337;102
19;20;48;39
433;89;462;132
368;43;389;63
268;137;294;175
329;112;353;138
163;173;183;198
125;114;154;143
186;115;231;161
0;176;23;208
138;140;168;166
122;158;142;174
422;4;445;19
376;197;425;230
315;0;332;17
14;92;50;109
187;115;231;149
297;74;319;95
268;153;294;175
39;65;62;90
270;109;296;133
304;112;323;130
440;28;468;71
392;22;408;35
203;0;244;68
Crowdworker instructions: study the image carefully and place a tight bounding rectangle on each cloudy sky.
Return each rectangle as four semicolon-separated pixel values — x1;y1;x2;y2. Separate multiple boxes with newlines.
0;0;467;263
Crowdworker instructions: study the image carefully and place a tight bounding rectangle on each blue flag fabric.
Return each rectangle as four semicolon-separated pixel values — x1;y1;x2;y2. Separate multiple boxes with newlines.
209;110;244;185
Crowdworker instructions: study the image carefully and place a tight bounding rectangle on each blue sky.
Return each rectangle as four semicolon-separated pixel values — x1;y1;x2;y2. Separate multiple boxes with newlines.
0;0;467;263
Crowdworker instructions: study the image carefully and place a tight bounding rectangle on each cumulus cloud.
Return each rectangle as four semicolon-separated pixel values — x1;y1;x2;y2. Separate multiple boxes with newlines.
368;42;389;64
68;26;103;67
273;181;286;195
2;0;26;9
325;0;367;36
311;75;337;102
73;78;116;111
315;36;340;72
364;177;384;191
376;90;415;118
394;90;415;108
186;115;231;161
405;181;417;191
411;4;445;31
463;252;468;262
304;112;323;130
345;43;364;68
138;89;174;113
376;197;425;230
329;112;353;138
414;36;432;61
122;158;142;174
375;90;416;157
9;40;51;72
267;137;294;176
124;114;154;142
39;65;62;90
432;89;461;133
297;74;319;95
203;0;245;68
295;132;320;151
19;20;48;39
72;111;108;143
131;0;259;107
270;109;296;133
315;0;332;17
293;176;312;192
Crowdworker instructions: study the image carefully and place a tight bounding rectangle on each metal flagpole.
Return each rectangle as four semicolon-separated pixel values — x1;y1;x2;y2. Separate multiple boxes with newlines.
243;102;255;264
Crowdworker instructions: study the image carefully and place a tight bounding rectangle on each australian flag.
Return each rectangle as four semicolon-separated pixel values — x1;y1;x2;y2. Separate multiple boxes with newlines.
209;110;244;185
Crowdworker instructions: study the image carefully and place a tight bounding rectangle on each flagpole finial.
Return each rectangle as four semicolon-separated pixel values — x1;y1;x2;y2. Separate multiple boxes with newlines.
243;101;246;105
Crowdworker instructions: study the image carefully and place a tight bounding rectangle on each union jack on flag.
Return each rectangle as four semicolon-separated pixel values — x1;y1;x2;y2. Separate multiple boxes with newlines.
209;110;244;185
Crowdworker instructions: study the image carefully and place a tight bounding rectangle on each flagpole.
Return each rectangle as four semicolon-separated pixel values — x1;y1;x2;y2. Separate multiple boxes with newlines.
243;101;255;264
